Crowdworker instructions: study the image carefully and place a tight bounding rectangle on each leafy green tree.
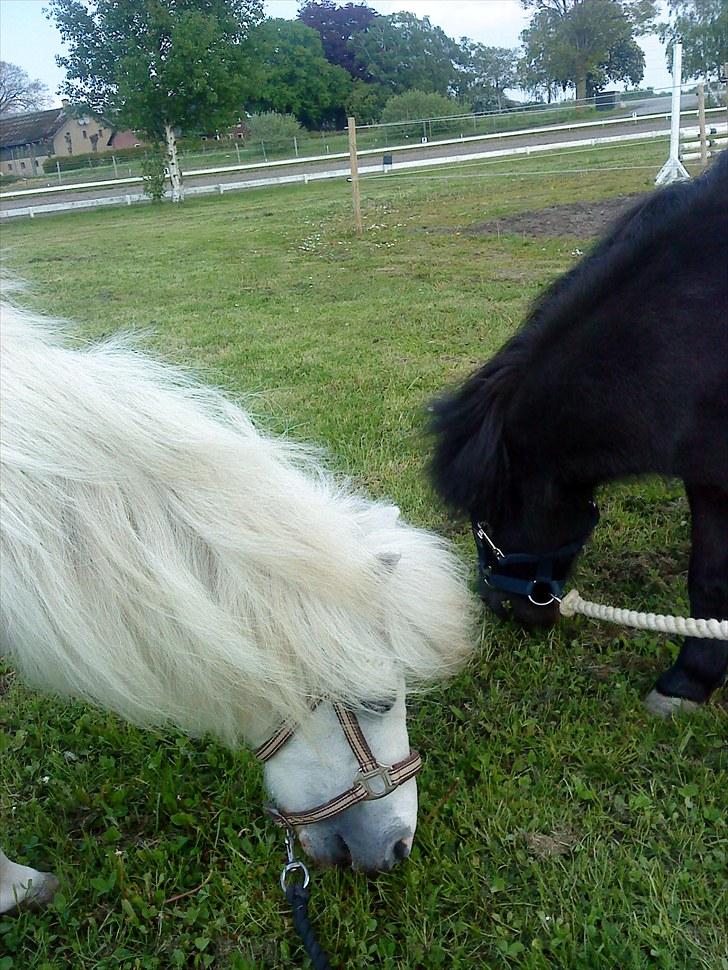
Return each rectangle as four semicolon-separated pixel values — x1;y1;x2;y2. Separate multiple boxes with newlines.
46;0;262;201
457;43;518;111
345;79;388;124
246;19;352;128
593;34;645;92
349;13;460;96
298;0;377;78
660;0;728;82
520;0;657;106
0;61;49;116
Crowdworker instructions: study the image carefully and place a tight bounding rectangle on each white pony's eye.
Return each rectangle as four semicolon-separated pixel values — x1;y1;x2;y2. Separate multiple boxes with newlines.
376;551;401;570
360;699;395;714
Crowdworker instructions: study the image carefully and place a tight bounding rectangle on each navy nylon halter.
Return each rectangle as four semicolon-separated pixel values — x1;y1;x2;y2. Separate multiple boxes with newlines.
472;502;599;606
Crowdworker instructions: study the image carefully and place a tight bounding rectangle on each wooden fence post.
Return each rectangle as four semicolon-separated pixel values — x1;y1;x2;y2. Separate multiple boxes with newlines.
347;116;363;237
697;82;708;170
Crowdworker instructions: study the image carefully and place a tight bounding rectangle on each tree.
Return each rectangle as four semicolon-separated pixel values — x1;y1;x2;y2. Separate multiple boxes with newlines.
345;79;388;124
349;13;461;96
46;0;263;201
520;0;657;106
298;0;377;78
457;43;518;111
246;19;352;128
660;0;728;83
0;62;49;116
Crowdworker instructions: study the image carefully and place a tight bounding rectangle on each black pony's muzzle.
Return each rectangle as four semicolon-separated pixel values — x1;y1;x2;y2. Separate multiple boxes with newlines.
472;503;599;626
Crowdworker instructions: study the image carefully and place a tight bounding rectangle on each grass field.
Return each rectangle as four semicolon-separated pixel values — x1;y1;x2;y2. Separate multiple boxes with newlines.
1;141;726;970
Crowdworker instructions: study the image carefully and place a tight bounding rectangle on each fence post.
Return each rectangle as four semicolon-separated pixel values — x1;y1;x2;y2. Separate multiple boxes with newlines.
261;141;267;163
235;142;241;164
655;42;689;184
112;155;118;178
347;116;363;237
56;160;62;184
697;82;708;170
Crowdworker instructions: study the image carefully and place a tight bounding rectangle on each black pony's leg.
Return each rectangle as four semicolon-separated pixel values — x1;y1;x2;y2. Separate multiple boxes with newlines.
648;484;728;711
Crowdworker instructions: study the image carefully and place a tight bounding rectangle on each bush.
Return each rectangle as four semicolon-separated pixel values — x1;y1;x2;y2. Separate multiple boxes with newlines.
380;90;462;125
141;147;167;202
245;112;304;146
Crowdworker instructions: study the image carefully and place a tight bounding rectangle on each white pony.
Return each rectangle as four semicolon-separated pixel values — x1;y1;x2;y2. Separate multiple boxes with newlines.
0;293;475;913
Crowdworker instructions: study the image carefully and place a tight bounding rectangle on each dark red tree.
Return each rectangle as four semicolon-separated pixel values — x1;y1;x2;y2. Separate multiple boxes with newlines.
298;0;377;78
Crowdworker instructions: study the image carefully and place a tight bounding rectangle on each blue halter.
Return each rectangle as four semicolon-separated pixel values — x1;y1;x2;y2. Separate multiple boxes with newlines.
472;502;600;607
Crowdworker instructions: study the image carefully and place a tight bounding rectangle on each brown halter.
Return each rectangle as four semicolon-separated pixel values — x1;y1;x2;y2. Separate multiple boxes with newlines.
256;702;422;828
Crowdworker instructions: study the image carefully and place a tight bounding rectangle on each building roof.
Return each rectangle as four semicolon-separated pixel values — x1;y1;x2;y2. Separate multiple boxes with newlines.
0;108;68;150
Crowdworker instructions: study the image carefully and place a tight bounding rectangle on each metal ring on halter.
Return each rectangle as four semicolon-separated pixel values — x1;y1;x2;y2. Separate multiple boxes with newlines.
280;860;311;892
527;583;562;608
357;764;397;799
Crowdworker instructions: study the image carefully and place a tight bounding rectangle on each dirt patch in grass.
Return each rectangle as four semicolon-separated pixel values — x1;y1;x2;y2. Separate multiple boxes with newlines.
468;195;644;239
524;828;579;859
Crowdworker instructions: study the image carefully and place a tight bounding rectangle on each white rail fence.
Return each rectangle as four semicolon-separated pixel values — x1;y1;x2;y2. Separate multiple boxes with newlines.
0;126;676;220
3;103;725;202
3;113;725;221
680;125;727;162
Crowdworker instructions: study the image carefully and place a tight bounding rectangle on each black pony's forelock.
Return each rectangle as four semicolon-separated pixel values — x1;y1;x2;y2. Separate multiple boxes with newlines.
428;355;516;517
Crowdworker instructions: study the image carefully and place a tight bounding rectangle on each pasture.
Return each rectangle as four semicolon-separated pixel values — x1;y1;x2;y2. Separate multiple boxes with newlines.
1;140;726;970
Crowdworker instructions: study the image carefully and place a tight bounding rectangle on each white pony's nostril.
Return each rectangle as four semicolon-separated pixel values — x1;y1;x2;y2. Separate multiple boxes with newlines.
334;835;353;868
393;838;411;862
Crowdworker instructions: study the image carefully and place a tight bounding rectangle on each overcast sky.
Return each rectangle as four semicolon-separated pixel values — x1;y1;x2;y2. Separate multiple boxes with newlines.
0;0;675;108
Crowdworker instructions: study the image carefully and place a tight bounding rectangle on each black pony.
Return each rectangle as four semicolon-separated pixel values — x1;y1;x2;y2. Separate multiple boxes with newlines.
430;150;728;714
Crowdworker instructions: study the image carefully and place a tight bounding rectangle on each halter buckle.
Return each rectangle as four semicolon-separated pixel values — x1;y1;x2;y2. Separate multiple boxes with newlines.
475;522;504;560
357;764;396;799
280;828;310;891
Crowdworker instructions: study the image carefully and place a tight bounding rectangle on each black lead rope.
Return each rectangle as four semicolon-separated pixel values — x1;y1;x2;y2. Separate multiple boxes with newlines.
279;827;334;970
284;882;333;970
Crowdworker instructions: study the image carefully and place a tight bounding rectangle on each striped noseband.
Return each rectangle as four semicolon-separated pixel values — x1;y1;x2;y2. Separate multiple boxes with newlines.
256;702;421;828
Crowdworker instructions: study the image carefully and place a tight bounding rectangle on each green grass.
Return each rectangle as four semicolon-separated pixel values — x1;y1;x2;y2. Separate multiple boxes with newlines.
1;142;726;970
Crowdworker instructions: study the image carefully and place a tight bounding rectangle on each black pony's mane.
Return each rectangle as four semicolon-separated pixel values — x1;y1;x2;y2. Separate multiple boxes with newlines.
524;149;727;345
430;151;728;514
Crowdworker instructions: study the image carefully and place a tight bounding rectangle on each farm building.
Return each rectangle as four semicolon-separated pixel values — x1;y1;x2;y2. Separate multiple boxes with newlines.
0;102;138;177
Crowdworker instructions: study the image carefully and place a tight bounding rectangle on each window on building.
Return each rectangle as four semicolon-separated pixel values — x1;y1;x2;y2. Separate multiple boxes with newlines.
8;162;13;171
82;129;88;139
20;161;26;169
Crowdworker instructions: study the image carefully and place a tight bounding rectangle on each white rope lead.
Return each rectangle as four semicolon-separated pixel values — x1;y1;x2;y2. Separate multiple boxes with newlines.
559;589;728;640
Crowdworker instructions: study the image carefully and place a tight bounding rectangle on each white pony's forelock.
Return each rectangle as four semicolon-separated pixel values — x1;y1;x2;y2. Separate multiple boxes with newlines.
0;298;475;747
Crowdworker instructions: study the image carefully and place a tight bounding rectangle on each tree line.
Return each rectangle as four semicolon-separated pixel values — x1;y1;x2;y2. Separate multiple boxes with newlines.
2;1;723;198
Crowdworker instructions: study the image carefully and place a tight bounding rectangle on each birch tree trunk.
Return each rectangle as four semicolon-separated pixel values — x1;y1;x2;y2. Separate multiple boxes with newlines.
164;123;183;203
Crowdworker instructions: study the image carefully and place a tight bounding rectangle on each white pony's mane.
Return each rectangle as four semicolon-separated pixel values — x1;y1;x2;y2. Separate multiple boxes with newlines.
0;295;474;747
